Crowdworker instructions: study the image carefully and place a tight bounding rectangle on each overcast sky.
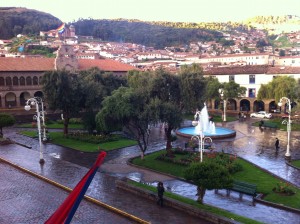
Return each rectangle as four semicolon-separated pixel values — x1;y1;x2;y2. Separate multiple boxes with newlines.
2;0;300;23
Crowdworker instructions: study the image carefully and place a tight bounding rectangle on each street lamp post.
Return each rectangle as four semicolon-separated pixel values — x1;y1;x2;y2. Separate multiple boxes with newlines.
191;110;213;162
219;89;226;122
24;97;46;164
278;97;292;160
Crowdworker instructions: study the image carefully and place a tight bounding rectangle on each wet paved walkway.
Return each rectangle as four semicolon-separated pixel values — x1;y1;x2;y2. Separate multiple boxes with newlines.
1;117;300;223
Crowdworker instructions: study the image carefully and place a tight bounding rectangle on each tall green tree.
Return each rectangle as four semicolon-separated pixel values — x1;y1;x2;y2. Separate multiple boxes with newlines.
42;70;83;136
0;113;15;138
79;67;127;133
147;65;207;155
220;81;246;121
96;87;151;159
257;76;297;102
148;68;183;155
204;77;222;105
178;64;207;113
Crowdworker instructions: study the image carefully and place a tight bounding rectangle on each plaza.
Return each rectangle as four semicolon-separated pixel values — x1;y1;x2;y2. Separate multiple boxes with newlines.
1;116;300;223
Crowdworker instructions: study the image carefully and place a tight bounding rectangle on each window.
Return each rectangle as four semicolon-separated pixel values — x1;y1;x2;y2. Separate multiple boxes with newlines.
248;88;256;98
5;77;12;86
229;75;235;81
20;77;25;86
33;76;38;85
26;77;32;85
0;77;4;86
13;77;19;86
249;75;255;84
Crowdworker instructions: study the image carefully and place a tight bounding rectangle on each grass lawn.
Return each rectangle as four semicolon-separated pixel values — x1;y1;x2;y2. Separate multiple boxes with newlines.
20;131;137;152
252;118;300;131
129;180;261;224
17;123;84;129
291;160;300;169
132;150;300;210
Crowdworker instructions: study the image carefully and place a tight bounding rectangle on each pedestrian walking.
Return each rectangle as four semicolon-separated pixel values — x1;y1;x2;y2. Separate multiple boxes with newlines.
275;138;280;151
259;120;264;128
157;182;165;207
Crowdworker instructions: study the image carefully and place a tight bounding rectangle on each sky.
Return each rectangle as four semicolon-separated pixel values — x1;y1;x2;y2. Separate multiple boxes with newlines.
1;0;300;23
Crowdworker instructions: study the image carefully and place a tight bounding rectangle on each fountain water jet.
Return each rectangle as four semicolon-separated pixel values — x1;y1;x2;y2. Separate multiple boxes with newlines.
176;104;236;139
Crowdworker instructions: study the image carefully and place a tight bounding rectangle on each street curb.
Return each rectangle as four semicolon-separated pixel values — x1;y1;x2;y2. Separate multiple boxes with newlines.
0;156;150;224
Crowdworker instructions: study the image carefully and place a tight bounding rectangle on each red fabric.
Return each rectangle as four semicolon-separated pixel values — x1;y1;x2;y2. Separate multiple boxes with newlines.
45;151;107;224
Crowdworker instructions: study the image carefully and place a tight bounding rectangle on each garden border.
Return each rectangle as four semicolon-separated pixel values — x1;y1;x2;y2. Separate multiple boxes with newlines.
128;151;300;214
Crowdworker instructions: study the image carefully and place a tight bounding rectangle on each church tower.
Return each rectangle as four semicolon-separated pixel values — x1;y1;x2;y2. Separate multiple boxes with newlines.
55;45;78;72
69;25;76;37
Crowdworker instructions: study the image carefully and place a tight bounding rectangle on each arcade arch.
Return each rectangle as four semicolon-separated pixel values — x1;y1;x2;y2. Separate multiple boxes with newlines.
239;99;250;112
253;100;265;112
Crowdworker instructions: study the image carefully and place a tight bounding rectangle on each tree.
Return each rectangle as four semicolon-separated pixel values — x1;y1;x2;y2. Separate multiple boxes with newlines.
79;67;127;133
146;65;207;155
148;68;183;155
204;77;222;104
220;81;246;120
0;113;15;138
184;160;233;204
178;64;207;113
42;70;83;136
257;76;297;102
96;87;151;159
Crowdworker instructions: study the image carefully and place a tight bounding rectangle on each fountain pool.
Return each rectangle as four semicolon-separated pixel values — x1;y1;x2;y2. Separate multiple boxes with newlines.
176;126;236;139
176;104;236;139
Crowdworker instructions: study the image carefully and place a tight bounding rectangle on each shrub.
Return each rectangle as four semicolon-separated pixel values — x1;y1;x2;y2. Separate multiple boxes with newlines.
272;182;296;195
67;131;118;144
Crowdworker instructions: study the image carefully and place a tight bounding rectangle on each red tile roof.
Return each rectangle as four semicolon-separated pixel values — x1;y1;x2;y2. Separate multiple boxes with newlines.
204;65;300;75
78;59;136;72
0;58;54;71
0;57;136;72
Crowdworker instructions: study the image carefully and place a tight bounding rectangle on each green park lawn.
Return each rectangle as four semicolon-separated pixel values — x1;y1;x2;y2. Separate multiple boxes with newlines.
291;160;300;169
18;122;84;129
20;130;137;152
252;118;300;131
131;150;300;210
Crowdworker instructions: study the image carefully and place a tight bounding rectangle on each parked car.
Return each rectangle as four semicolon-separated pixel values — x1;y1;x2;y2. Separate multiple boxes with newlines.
250;111;272;119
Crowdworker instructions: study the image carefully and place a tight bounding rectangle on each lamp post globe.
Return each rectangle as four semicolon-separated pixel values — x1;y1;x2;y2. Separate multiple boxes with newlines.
24;105;31;111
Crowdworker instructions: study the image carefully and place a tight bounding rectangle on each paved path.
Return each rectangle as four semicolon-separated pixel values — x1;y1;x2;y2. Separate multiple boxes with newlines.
0;162;132;224
0;129;208;224
1;117;300;223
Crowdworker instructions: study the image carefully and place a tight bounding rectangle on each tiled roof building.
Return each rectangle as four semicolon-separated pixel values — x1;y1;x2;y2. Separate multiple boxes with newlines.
0;45;136;110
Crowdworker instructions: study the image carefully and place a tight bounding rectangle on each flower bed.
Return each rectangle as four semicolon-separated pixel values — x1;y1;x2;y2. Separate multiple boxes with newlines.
67;131;119;144
272;182;296;196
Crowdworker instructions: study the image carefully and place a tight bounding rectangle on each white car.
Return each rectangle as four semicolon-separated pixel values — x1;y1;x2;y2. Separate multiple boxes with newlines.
250;111;272;119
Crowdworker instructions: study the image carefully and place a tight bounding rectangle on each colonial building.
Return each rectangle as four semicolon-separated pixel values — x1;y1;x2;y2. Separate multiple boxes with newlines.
0;45;136;110
204;65;300;113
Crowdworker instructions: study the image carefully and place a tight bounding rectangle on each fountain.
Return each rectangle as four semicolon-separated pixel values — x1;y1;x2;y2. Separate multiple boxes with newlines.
176;104;236;139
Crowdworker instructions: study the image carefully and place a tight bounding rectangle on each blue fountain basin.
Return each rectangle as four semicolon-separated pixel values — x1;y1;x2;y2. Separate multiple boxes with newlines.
176;126;236;139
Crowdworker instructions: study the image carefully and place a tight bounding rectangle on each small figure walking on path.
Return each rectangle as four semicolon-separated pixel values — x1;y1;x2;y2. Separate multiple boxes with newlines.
259;120;264;128
275;138;280;151
157;182;165;207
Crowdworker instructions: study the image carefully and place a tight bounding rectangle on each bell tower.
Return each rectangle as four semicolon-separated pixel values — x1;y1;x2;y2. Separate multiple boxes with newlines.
55;44;78;72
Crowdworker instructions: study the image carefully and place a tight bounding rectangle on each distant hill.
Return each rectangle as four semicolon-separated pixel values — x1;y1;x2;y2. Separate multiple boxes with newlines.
0;7;62;39
1;7;300;49
244;15;300;33
73;19;227;48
